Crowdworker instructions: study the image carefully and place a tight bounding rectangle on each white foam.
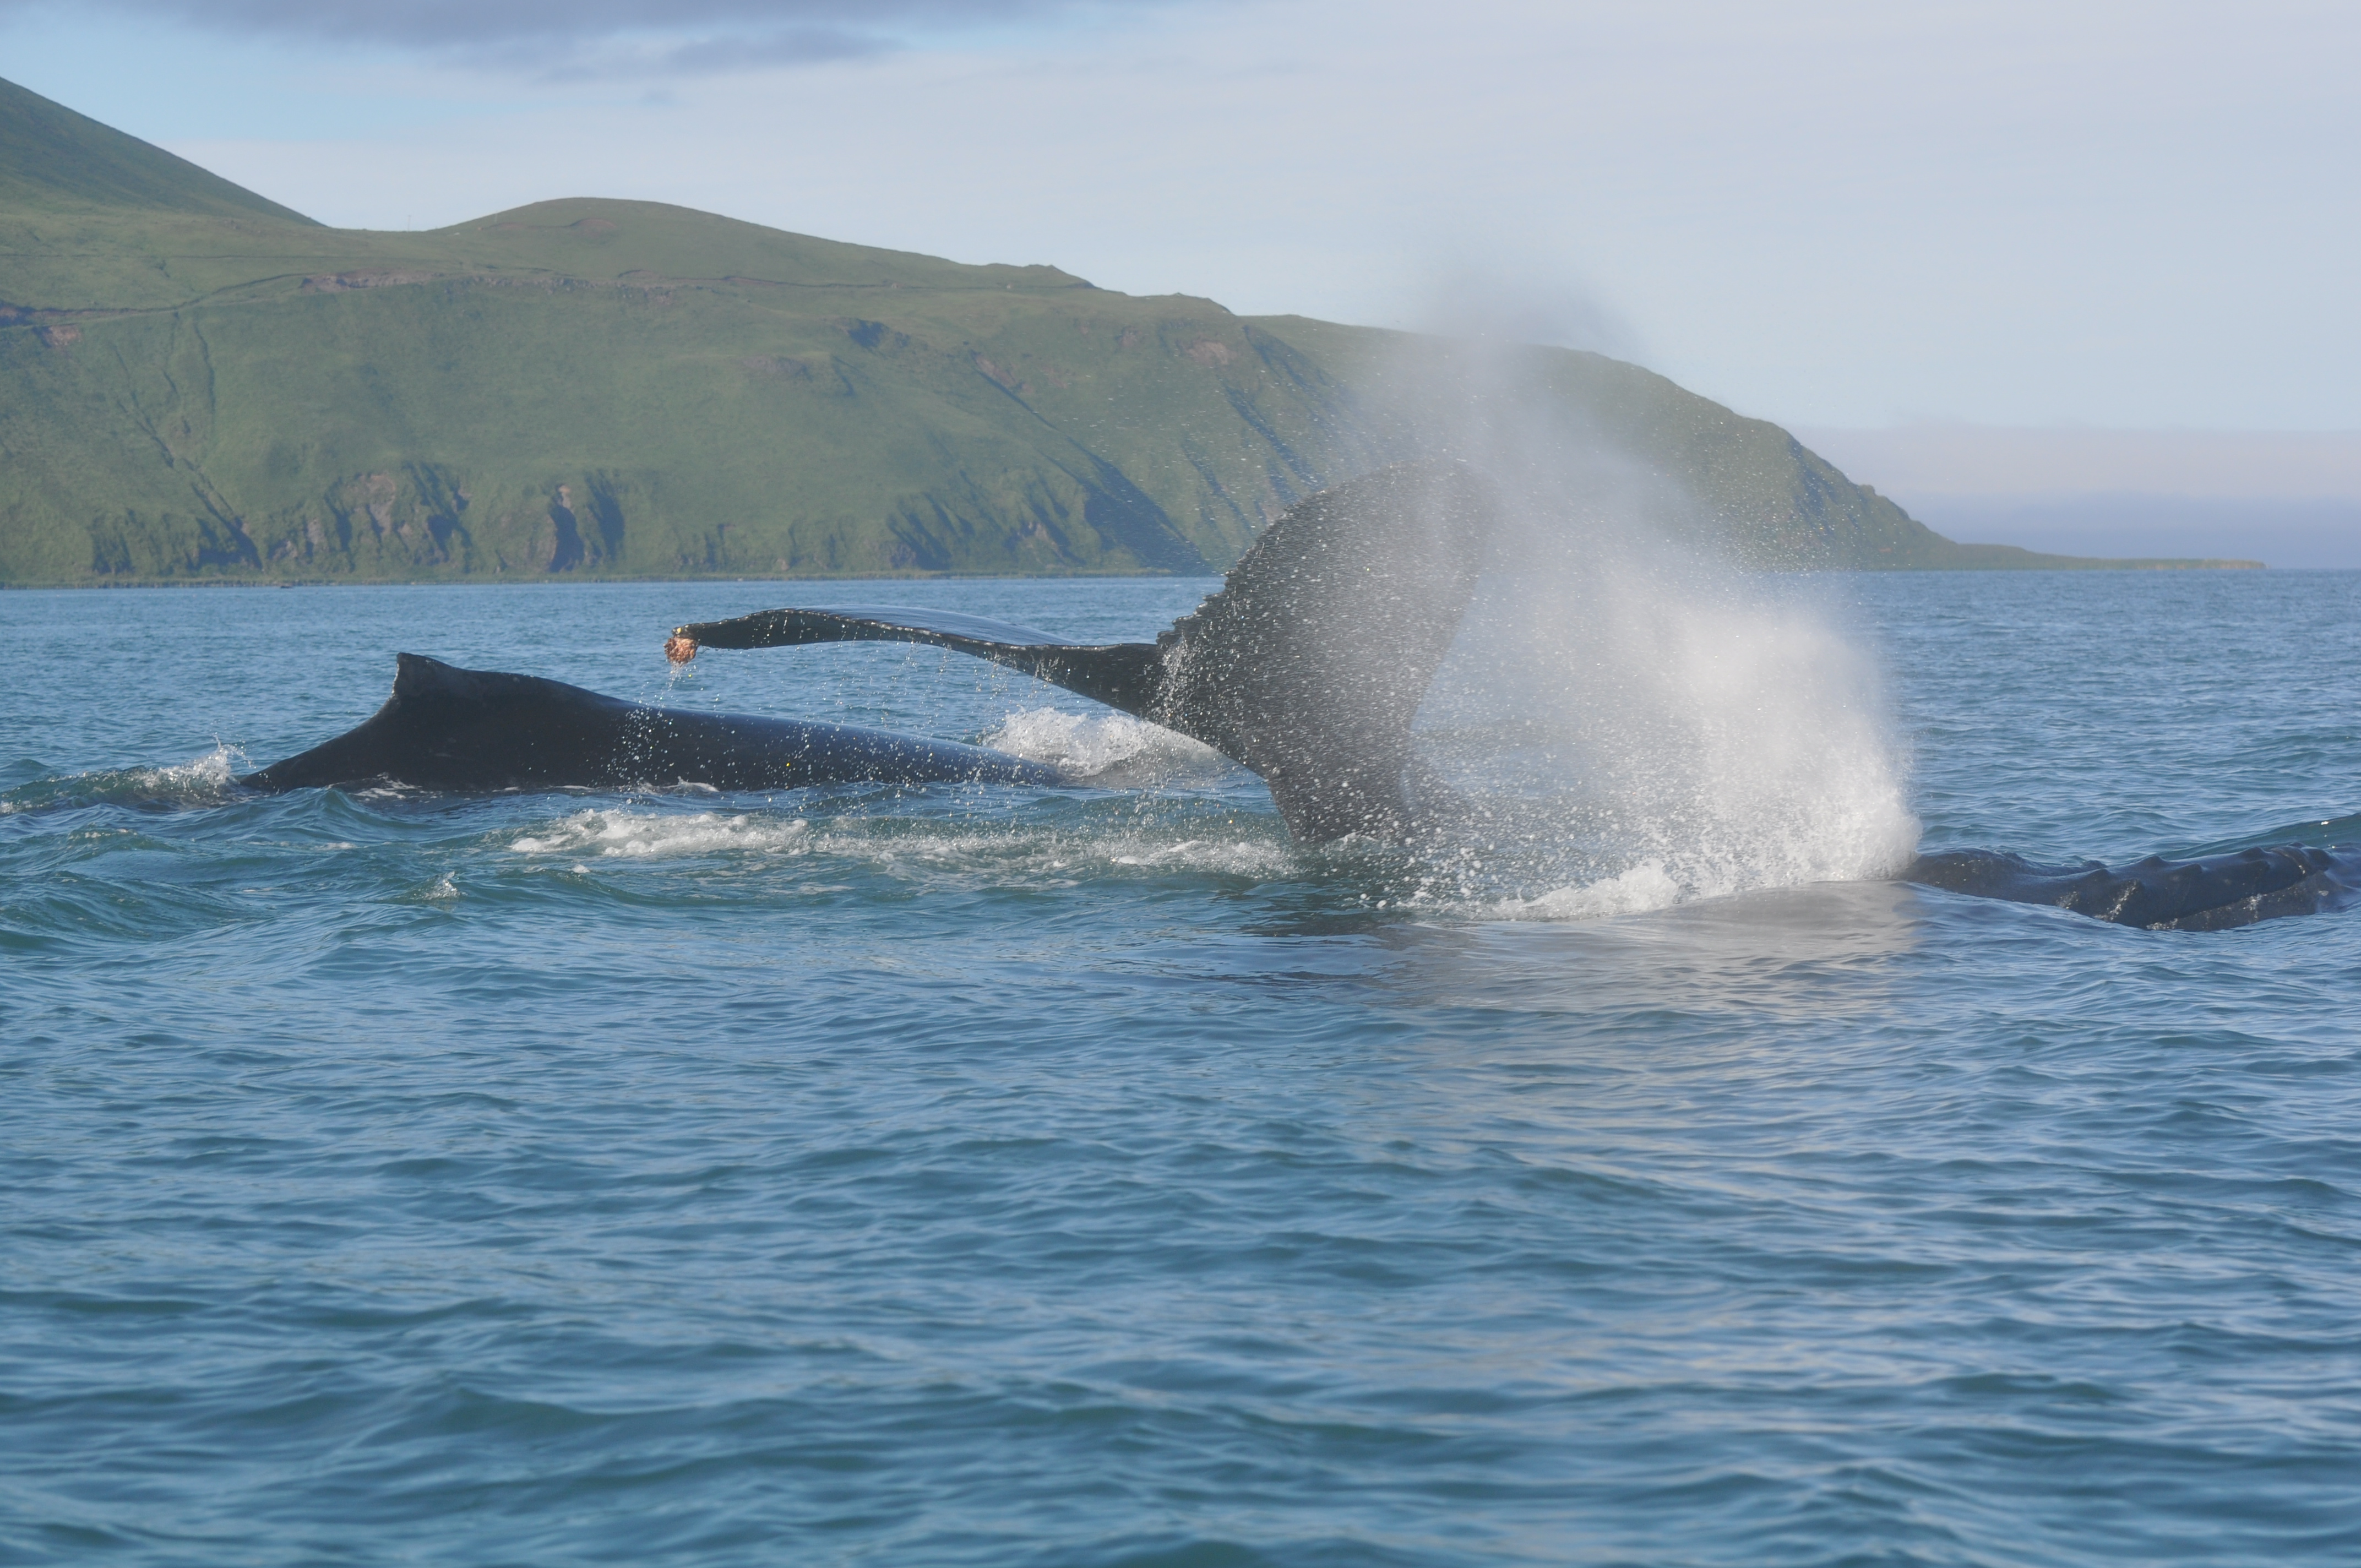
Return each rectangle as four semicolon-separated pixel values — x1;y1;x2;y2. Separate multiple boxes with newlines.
1106;836;1294;875
1111;837;1207;865
983;707;1228;785
855;825;1292;879
511;811;812;858
506;805;1297;886
1494;863;1687;921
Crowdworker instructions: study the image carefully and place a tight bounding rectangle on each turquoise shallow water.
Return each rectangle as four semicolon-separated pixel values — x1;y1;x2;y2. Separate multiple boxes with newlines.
3;570;2359;1566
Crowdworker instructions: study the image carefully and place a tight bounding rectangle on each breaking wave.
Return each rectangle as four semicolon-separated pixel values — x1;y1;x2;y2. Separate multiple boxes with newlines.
0;744;248;815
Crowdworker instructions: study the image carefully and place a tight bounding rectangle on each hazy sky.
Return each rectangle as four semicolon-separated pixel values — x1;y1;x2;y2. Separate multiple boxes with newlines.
6;0;2356;448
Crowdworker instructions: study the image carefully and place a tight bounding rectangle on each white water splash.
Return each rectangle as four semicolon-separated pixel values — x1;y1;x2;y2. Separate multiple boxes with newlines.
983;707;1230;786
141;744;248;801
1497;862;1685;921
2;744;249;813
1365;305;1921;921
1418;570;1920;918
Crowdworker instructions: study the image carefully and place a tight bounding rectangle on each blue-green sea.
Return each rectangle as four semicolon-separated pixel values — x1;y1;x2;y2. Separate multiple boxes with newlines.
4;568;2359;1566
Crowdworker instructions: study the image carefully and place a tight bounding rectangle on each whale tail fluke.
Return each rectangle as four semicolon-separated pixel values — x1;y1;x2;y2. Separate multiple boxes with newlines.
667;604;1169;716
1137;462;1494;841
672;462;1496;842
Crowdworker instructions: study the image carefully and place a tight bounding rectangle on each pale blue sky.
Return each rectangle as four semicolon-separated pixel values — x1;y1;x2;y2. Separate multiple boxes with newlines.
6;0;2357;557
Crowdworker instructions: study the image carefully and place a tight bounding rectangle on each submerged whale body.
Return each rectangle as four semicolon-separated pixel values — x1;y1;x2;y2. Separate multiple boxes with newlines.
1905;843;2361;932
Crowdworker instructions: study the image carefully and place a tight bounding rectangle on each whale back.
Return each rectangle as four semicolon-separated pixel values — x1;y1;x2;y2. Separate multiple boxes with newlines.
241;655;643;792
242;653;1056;793
1906;844;2361;930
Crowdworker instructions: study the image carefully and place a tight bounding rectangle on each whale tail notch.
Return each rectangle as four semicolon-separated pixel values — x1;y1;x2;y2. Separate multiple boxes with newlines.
672;462;1497;842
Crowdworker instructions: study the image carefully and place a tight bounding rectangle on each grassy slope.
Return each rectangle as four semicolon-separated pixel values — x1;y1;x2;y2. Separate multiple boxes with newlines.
0;75;313;225
1;206;1379;580
0;77;2256;583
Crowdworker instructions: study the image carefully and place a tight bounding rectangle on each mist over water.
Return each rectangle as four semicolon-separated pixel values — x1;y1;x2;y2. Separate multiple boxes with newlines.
1423;563;1918;916
1373;326;1919;914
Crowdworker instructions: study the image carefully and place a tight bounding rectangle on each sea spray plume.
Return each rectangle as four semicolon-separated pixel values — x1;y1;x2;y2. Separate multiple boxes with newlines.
1364;318;1922;910
1411;518;1923;907
1356;324;2361;929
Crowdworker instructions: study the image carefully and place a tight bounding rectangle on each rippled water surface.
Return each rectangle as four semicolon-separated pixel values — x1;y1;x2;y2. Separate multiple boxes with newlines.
4;570;2359;1566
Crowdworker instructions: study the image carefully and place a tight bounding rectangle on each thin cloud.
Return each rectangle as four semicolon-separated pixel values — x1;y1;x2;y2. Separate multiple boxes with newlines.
0;0;1174;57
510;25;902;80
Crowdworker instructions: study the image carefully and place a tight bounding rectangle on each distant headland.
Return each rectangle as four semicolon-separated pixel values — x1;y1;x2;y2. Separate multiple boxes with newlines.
0;75;2261;585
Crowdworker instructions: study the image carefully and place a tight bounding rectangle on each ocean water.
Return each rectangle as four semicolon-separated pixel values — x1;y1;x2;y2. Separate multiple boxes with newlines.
3;568;2359;1566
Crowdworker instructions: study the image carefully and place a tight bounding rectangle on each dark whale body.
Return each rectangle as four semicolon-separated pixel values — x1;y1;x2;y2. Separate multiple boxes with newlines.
241;654;1059;794
1905;843;2361;930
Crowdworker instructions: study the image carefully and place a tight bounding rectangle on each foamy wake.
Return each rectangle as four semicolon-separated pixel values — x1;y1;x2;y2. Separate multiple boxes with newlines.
982;708;1230;786
506;808;1293;880
510;812;812;858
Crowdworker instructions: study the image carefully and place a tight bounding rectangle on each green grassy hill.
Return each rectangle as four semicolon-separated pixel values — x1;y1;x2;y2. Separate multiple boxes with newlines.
0;75;2255;584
